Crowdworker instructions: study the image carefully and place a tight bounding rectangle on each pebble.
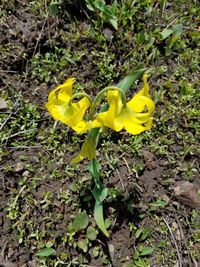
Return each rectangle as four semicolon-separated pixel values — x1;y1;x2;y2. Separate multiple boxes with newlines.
14;162;24;172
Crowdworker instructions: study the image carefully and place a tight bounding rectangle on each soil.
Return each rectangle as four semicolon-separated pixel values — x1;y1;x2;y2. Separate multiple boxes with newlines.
0;1;199;267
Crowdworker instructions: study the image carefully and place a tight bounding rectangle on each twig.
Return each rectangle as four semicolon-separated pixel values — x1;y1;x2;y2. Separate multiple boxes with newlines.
174;214;193;267
116;169;125;191
163;217;183;267
0;99;20;132
122;156;131;173
6;128;37;139
0;70;18;73
6;145;42;149
32;19;47;57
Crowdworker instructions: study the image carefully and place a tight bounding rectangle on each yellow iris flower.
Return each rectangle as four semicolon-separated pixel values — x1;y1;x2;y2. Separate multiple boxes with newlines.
92;75;155;135
45;78;90;133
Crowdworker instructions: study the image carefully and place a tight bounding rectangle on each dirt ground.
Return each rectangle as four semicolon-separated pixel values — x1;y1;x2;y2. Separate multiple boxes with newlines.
0;1;200;267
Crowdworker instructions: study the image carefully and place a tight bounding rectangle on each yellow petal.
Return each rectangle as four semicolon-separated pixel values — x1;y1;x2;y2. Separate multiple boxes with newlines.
145;117;153;130
67;97;90;127
124;122;145;135
128;95;155;113
121;107;144;134
92;90;123;131
71;121;89;134
136;74;150;97
134;112;151;123
48;78;75;102
58;78;75;101
45;99;69;122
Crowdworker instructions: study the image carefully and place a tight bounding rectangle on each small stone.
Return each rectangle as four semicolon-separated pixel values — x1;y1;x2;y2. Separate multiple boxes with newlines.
161;194;170;203
171;222;178;229
7;248;15;258
22;170;30;177
108;243;114;259
0;98;8;110
14;162;24;172
175;229;182;241
102;28;114;41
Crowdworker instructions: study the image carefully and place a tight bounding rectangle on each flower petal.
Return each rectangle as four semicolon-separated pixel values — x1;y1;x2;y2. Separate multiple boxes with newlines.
48;78;75;102
58;78;75;101
128;95;155;113
67;97;90;126
135;74;150;97
92;90;123;131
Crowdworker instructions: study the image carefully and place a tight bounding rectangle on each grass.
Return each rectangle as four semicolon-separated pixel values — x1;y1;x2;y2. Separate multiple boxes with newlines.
0;0;200;266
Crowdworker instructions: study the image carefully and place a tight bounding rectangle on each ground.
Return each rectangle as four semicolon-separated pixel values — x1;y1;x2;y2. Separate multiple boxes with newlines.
0;0;200;267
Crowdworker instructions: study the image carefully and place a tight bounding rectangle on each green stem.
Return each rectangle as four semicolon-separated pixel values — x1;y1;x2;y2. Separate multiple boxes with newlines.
68;92;92;107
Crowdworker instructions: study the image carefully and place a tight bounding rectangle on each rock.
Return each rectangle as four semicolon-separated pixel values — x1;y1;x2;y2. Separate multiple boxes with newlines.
14;162;24;172
0;98;8;110
171;222;178;229
102;28;113;41
174;181;200;208
22;171;30;177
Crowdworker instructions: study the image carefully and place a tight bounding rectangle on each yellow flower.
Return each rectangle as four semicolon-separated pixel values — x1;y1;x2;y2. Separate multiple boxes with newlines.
71;136;96;164
92;75;155;135
45;78;90;133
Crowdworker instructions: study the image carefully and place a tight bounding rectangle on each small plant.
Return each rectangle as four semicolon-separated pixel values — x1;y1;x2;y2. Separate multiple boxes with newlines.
86;0;118;30
45;68;155;236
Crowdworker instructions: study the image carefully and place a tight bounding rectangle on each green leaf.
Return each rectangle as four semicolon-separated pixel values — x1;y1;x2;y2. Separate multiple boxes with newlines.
87;226;97;241
135;228;143;239
159;0;166;13
139;246;154;256
88;159;101;179
78;239;88;252
36;247;56;257
117;68;146;94
49;3;59;16
137;31;146;44
172;24;183;37
94;202;109;237
108;18;118;30
93;186;108;205
110;0;118;12
86;0;95;11
92;246;100;258
149;199;168;211
104;218;111;228
95;0;115;20
160;28;173;40
69;212;89;233
140;227;152;241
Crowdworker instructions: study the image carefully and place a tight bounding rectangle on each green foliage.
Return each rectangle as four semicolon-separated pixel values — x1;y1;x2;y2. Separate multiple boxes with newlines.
68;212;89;233
89;159;109;237
49;0;62;16
36;247;57;258
86;0;118;29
